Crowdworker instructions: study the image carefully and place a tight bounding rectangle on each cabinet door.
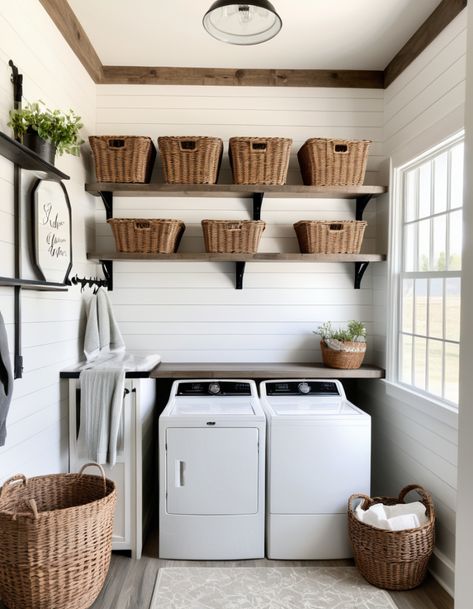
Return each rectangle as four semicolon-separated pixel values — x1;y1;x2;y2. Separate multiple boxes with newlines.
166;427;259;515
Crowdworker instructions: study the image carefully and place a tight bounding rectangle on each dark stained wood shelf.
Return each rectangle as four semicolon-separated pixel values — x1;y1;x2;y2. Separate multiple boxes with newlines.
151;362;385;379
85;183;386;199
88;252;386;262
0;131;69;181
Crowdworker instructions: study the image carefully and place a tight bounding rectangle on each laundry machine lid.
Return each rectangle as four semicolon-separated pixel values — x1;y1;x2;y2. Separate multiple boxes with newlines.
267;399;360;416
172;397;257;416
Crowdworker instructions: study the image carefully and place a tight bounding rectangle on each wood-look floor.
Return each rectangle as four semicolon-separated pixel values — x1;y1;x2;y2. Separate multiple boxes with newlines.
86;529;453;609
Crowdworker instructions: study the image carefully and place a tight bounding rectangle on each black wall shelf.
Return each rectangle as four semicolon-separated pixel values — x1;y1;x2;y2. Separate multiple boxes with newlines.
0;132;69;181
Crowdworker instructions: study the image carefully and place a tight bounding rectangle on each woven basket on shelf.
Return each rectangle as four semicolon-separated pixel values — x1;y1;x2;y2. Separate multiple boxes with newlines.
0;463;116;609
108;218;185;253
320;340;366;369
89;136;156;183
348;485;435;591
298;138;371;186
202;219;266;253
229;137;292;185
294;220;367;254
158;136;223;184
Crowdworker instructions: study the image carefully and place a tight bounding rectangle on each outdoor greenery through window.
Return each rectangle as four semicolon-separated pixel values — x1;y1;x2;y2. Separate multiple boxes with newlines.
398;136;463;406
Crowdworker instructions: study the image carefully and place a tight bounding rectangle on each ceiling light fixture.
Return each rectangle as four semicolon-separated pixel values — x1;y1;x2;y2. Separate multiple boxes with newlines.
203;0;282;46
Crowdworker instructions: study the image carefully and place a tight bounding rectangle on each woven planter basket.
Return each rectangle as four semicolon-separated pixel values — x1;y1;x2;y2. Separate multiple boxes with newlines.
158;136;223;184
89;136;156;183
202;219;266;253
108;218;185;254
0;463;116;609
294;220;367;254
348;485;435;591
320;340;366;369
298;138;371;186
229;137;292;185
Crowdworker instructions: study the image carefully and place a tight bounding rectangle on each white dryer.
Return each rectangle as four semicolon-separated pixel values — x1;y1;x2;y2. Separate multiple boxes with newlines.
159;379;265;560
260;379;371;560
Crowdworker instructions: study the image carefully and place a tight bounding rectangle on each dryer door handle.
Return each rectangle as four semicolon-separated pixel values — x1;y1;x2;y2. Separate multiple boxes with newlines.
175;460;185;487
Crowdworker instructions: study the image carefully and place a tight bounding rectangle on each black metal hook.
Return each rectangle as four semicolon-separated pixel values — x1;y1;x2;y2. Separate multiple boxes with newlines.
70;273;110;292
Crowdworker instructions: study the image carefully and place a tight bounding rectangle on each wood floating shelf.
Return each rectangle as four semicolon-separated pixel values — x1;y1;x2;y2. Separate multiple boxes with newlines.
0;131;69;181
151;362;385;380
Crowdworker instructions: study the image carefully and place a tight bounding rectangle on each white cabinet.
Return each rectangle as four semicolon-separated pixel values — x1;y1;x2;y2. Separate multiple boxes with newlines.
67;377;156;559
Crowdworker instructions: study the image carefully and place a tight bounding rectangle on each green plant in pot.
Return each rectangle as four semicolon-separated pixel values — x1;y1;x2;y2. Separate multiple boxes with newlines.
315;320;367;369
8;101;83;165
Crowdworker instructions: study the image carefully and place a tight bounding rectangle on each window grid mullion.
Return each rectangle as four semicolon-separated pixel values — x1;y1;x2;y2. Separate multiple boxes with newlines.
442;277;447;399
400;331;459;346
425;279;431;392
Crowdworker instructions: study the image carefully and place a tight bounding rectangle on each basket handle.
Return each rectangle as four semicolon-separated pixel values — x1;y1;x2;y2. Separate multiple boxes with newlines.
398;484;435;520
179;140;198;152
328;223;345;232
107;138;126;149
332;141;350;154
225;222;243;231
0;473;27;498
79;462;107;496
133;220;152;230
348;493;373;513
251;142;267;152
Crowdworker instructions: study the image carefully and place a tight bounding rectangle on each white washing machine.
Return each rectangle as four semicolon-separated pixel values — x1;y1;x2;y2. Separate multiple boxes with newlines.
159;379;265;560
260;379;371;560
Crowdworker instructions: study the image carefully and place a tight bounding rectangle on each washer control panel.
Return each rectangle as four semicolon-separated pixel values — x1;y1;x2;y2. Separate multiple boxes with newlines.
176;381;252;396
265;381;342;396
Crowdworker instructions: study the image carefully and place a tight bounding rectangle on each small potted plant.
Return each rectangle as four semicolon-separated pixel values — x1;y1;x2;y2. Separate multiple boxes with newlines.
315;320;367;369
8;101;83;165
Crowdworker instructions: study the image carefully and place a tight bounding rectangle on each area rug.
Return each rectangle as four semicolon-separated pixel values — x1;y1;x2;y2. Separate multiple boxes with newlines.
150;567;397;609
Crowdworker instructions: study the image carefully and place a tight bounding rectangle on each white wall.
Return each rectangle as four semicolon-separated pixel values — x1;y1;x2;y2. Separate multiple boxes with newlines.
95;85;384;363
454;2;473;607
357;10;467;595
0;0;96;482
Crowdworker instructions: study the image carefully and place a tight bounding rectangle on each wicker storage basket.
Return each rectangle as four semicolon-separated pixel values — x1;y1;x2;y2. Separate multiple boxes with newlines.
320;340;366;369
0;463;116;609
294;220;367;254
158;136;223;184
298;138;371;186
229;137;292;185
108;218;185;253
348;485;435;591
202;219;266;253
89;136;156;183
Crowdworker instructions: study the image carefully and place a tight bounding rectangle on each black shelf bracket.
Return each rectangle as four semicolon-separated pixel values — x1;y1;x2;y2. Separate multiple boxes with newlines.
235;261;246;289
356;194;373;221
100;260;114;291
100;191;113;220
9;60;22;107
354;261;370;289
252;192;264;220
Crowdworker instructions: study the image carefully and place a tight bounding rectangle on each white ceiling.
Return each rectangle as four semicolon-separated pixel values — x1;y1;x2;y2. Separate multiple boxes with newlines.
68;0;440;70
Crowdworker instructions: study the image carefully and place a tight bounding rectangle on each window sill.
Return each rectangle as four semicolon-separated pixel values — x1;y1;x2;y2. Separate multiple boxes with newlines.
382;380;458;430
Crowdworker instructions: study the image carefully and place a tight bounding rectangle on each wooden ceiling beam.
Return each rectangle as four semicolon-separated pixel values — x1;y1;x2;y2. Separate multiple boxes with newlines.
101;66;384;88
384;0;467;88
38;0;104;83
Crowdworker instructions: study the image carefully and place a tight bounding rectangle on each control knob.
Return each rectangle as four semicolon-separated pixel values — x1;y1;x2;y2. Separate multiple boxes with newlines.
208;383;221;395
298;382;311;394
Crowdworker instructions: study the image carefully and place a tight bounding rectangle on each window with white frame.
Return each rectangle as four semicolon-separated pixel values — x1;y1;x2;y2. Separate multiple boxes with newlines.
395;135;463;406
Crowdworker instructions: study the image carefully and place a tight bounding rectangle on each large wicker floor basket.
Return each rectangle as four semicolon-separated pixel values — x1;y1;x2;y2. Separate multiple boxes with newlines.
294;220;367;254
298;138;371;186
348;485;435;591
108;218;185;253
0;463;116;609
89;136;156;183
202;219;266;253
158;136;223;184
229;137;292;185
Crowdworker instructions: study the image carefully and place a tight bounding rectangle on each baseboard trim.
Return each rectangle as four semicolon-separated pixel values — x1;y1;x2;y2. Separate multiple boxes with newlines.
429;548;455;597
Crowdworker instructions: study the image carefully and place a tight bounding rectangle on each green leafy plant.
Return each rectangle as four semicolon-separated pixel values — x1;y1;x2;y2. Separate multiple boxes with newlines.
315;320;367;343
8;101;83;156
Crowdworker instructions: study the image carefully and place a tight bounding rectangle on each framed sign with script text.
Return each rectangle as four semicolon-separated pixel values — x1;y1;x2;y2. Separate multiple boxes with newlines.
31;179;72;284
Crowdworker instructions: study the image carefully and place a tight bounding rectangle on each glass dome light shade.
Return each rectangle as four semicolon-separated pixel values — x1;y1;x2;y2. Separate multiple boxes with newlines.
203;0;282;45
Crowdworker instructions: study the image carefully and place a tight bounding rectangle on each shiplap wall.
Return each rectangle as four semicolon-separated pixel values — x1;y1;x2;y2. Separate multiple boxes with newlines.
95;86;384;363
357;10;466;594
0;1;96;482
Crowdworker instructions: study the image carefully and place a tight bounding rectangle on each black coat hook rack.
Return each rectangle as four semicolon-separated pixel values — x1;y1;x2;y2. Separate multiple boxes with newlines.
69;274;110;293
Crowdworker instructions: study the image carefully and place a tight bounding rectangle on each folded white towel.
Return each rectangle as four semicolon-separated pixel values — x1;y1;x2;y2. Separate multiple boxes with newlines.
355;500;428;530
356;503;388;528
78;367;125;466
385;501;427;521
387;514;421;531
84;288;125;362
